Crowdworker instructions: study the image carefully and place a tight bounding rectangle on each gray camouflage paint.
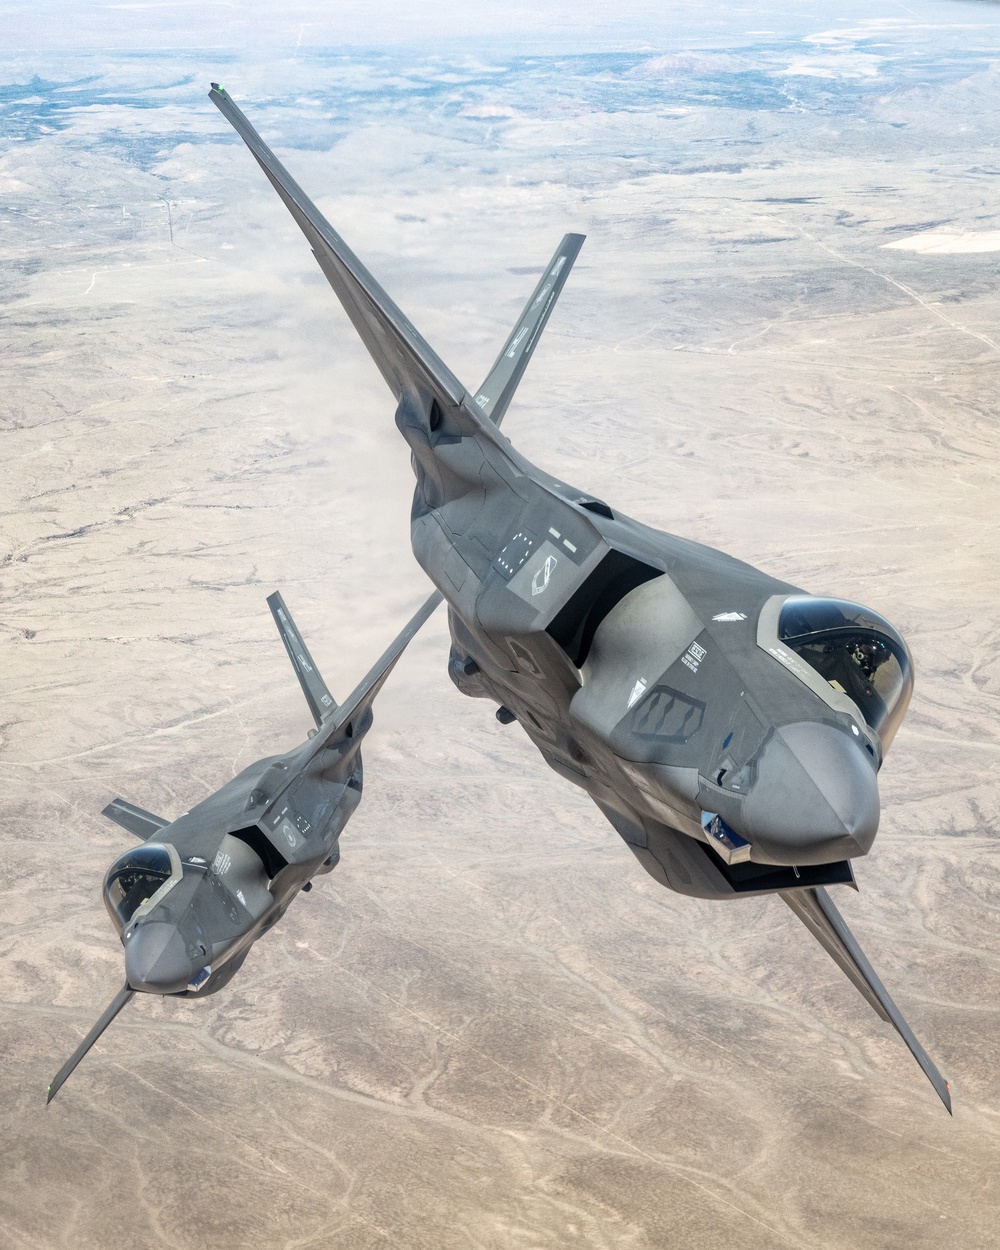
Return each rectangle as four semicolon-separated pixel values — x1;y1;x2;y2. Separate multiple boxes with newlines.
125;84;945;1112
47;589;441;1101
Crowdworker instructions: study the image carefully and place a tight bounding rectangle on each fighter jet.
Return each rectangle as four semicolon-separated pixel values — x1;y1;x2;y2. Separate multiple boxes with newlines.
211;87;951;1111
47;588;441;1102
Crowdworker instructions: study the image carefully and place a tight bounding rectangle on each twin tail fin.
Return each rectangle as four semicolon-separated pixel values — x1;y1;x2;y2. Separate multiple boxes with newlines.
209;84;465;412
209;84;582;430
268;591;337;727
471;233;584;427
267;589;442;745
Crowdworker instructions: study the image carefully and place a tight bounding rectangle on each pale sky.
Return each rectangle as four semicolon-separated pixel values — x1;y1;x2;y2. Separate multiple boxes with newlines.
4;0;949;53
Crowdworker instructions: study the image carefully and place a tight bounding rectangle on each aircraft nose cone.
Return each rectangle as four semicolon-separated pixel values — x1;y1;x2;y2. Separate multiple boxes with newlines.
125;923;194;994
741;721;879;865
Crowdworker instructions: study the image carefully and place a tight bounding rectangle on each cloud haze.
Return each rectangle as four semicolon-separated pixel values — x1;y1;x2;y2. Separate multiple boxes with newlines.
5;4;1000;1247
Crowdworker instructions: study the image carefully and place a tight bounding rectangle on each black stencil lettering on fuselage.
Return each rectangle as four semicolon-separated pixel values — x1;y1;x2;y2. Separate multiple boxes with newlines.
630;685;706;743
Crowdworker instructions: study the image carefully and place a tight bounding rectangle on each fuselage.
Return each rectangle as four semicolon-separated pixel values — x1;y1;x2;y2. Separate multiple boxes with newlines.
156;86;950;1115
103;715;369;997
396;390;912;899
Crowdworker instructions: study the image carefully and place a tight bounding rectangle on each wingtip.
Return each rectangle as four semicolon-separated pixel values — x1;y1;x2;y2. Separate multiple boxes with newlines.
924;1070;952;1114
918;1061;952;1115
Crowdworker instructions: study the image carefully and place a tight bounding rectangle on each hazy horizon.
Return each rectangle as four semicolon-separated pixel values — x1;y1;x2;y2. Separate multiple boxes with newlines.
5;4;1000;1247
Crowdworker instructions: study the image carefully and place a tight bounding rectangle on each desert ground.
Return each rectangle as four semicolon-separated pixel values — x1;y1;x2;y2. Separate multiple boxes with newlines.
5;6;1000;1247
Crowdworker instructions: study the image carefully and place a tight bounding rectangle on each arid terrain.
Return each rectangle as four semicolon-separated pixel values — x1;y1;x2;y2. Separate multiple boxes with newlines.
5;6;1000;1247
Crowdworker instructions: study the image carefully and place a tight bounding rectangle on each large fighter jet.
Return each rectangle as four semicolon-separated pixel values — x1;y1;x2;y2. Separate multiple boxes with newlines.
211;86;951;1110
48;589;441;1102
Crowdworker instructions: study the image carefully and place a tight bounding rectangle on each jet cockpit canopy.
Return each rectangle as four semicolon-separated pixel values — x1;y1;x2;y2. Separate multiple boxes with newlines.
103;842;183;934
776;596;913;749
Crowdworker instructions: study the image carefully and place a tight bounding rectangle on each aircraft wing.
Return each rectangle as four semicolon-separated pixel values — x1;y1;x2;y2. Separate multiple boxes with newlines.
47;981;134;1104
102;798;170;840
209;84;466;411
470;233;585;427
317;589;444;746
781;886;951;1112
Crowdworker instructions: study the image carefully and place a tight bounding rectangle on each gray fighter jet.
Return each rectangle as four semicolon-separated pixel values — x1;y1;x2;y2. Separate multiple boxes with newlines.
211;87;951;1111
48;589;441;1102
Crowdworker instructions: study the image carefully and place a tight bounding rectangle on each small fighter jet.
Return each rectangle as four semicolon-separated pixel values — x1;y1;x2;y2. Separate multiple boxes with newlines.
211;88;951;1110
48;588;441;1102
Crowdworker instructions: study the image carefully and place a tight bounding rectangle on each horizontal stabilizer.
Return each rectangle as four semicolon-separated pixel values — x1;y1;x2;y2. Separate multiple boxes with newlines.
471;233;585;427
782;886;951;1113
209;85;465;411
322;590;443;741
267;591;336;728
102;798;169;841
47;981;134;1104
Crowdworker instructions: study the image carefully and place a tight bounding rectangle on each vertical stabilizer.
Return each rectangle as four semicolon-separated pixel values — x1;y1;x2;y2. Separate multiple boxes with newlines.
316;590;443;747
209;85;466;411
471;233;585;427
267;592;337;727
101;798;170;840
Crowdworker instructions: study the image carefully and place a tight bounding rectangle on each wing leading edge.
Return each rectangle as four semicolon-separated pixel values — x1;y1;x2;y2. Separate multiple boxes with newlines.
209;84;464;411
781;886;951;1112
318;590;443;745
210;85;581;432
47;982;134;1105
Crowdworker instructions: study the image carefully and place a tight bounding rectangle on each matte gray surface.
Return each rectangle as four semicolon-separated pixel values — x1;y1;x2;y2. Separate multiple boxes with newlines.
10;26;1000;1244
48;588;441;1098
214;86;948;1108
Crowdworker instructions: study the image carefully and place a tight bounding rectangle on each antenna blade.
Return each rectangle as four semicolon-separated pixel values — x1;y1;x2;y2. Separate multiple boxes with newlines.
47;981;134;1105
782;887;951;1113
